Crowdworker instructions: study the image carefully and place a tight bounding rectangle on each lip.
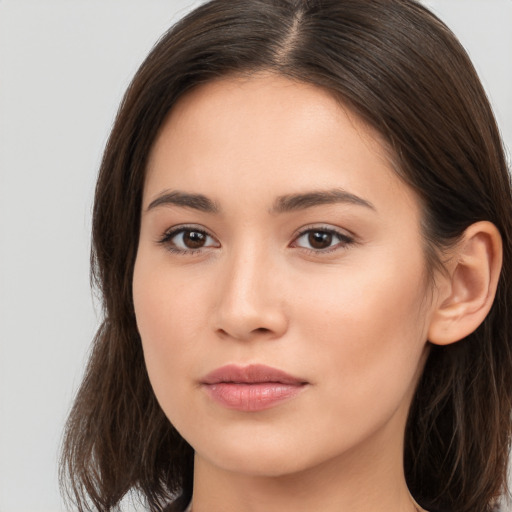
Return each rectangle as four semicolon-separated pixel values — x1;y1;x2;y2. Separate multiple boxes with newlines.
201;364;308;412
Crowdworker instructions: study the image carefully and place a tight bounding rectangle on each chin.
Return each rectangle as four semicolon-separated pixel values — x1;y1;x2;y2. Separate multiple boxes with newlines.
189;425;352;480
198;448;317;478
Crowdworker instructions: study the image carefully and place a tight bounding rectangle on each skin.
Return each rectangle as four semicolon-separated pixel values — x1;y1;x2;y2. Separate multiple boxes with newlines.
133;74;439;512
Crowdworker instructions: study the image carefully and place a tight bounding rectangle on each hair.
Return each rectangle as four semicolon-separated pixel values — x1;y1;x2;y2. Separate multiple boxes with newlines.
60;1;512;511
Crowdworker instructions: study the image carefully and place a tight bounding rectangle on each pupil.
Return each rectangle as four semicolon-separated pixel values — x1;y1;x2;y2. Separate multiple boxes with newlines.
308;231;332;249
184;231;206;249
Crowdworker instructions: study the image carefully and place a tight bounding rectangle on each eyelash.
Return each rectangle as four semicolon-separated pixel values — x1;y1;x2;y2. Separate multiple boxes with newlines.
157;225;219;255
291;225;355;254
157;225;355;255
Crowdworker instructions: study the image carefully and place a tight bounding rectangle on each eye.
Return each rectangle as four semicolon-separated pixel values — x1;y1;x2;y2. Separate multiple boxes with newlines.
292;227;354;252
158;226;220;253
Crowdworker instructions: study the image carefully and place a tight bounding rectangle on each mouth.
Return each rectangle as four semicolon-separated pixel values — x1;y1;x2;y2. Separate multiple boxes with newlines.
200;364;308;412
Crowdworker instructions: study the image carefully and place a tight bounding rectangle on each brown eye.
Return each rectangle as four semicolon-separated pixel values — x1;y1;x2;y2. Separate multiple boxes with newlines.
183;230;207;249
160;227;220;253
308;231;333;249
293;227;354;252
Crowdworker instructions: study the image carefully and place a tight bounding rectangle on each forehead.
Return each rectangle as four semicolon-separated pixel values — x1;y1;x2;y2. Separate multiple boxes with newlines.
144;73;418;218
148;74;390;167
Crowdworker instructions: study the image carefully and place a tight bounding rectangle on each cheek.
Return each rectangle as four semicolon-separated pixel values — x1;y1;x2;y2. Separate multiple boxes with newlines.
132;253;205;408
294;250;430;414
133;247;212;342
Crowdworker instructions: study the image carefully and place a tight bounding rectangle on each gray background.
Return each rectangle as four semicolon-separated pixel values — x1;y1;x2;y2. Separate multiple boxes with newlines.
0;1;511;511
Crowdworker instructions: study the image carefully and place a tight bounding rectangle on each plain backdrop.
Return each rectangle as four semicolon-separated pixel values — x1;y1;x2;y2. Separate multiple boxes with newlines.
0;1;511;511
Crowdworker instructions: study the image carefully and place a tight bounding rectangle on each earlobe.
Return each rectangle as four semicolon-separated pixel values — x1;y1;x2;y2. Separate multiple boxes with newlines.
428;221;503;346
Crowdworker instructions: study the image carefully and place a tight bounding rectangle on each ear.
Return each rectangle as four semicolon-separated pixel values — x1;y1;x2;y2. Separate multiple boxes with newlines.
428;221;503;346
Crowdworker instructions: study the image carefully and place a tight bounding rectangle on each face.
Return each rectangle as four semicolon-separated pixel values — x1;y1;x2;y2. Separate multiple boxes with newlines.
133;74;435;478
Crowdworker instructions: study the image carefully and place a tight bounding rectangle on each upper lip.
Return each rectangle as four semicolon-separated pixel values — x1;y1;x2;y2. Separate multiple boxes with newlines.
201;364;307;385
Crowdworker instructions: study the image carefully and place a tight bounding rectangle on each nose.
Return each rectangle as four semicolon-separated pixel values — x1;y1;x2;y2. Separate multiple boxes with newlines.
213;243;288;342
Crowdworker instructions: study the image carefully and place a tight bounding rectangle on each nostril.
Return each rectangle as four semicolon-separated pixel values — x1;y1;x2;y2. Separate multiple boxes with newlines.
216;326;273;340
214;304;288;341
254;327;271;334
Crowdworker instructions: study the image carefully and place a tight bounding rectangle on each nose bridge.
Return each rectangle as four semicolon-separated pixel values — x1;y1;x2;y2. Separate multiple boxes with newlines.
214;237;287;340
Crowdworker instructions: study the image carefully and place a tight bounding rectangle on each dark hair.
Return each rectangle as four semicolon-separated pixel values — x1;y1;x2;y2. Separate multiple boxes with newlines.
60;1;512;511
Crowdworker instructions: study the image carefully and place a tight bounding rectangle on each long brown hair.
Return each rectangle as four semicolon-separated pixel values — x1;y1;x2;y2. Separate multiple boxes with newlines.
60;1;512;511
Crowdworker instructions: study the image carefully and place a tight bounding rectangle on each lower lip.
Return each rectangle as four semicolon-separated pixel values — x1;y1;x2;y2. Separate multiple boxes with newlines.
203;382;306;412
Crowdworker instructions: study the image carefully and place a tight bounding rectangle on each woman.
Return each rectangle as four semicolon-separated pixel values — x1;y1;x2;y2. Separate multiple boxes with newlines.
60;1;512;511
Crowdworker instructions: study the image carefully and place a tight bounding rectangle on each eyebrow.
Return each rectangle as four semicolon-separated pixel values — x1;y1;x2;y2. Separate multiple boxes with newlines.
271;188;375;213
146;190;220;213
146;188;375;215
